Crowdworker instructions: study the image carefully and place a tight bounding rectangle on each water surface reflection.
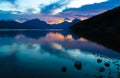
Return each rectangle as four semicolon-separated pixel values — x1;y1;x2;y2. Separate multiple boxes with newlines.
0;29;120;78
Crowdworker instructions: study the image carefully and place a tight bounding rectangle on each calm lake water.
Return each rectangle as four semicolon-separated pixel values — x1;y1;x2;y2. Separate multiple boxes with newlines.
0;29;120;78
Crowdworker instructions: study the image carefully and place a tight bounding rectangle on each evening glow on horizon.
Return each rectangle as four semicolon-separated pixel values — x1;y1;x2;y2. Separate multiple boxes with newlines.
0;0;120;24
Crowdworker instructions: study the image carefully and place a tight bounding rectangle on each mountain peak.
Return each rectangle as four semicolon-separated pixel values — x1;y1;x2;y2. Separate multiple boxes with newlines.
24;18;48;24
26;18;41;22
72;19;81;22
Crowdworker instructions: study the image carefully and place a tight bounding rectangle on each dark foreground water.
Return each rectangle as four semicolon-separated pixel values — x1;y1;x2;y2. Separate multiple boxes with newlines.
0;29;120;78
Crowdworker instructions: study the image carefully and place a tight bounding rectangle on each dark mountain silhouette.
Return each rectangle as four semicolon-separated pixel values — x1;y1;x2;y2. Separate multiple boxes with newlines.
0;18;80;29
23;19;50;29
70;6;120;52
0;19;50;29
0;20;22;29
51;19;80;29
72;19;81;23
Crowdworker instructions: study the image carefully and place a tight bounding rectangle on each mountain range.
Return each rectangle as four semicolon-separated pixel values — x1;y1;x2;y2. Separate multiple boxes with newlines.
0;19;80;29
70;6;120;52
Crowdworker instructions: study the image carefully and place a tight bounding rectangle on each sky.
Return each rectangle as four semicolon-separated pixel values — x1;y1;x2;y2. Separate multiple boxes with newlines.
0;0;120;24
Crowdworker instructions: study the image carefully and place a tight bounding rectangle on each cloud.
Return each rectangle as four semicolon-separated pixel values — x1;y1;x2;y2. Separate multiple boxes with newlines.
0;0;59;14
0;0;108;14
0;38;119;78
0;1;16;11
64;17;71;21
1;0;120;23
58;0;120;18
66;0;108;8
42;0;108;15
45;32;74;41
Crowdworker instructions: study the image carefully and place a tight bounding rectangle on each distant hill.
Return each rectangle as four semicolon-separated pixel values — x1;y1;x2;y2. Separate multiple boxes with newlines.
51;19;80;29
23;19;51;29
70;6;120;52
0;20;22;29
0;19;50;29
0;19;80;29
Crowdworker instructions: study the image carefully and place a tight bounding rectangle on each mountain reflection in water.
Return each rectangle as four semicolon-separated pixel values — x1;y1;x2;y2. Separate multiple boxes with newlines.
0;29;120;78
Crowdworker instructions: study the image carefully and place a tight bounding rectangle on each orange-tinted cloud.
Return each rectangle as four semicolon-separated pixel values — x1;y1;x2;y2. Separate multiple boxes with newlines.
79;17;88;20
47;19;64;24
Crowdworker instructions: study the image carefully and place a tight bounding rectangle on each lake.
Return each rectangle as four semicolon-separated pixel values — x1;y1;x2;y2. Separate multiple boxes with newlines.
0;29;120;78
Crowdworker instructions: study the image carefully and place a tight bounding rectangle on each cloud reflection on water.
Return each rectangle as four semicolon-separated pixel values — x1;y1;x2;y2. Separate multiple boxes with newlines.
0;31;120;78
